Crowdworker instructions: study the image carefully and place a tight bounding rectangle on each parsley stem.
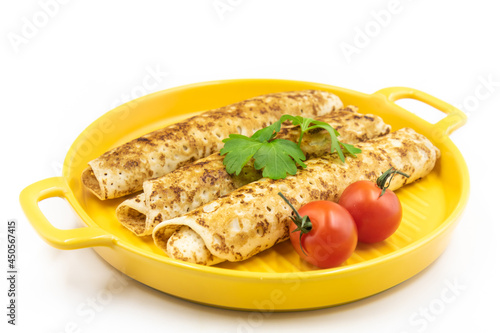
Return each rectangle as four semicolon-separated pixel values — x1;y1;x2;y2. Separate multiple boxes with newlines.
297;131;305;149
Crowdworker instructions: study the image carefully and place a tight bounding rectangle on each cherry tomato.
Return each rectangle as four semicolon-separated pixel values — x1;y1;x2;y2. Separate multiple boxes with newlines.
338;168;408;243
279;194;358;268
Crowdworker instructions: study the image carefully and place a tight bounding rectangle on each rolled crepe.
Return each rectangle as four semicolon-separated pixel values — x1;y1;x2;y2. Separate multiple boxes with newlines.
152;128;440;265
117;107;391;236
82;90;343;200
115;193;147;235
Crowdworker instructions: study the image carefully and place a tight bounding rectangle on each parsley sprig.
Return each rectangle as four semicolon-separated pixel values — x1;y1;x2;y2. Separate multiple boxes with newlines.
220;114;361;180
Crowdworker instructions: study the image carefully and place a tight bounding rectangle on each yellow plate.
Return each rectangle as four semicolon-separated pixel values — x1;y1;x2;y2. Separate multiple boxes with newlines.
20;79;469;311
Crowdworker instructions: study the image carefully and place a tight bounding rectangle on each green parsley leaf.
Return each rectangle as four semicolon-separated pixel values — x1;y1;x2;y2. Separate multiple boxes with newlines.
253;139;306;179
280;115;313;133
250;120;282;142
220;113;363;180
281;115;352;162
220;134;263;175
341;142;362;156
307;122;345;161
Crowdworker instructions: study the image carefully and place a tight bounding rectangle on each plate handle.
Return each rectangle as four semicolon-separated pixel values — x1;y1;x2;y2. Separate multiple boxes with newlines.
19;177;115;250
376;87;467;138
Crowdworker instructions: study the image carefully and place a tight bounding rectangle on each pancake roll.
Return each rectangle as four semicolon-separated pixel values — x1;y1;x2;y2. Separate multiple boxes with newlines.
82;90;343;199
117;107;391;236
152;128;440;265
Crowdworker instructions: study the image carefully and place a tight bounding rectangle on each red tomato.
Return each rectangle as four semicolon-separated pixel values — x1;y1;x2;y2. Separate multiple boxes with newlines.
284;198;358;269
338;179;403;243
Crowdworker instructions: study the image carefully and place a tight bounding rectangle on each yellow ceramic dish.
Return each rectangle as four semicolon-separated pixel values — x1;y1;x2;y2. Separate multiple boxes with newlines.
20;79;469;311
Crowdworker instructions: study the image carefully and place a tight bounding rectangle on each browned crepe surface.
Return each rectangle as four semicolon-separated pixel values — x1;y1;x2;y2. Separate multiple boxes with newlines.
153;128;440;265
83;90;343;200
117;107;391;236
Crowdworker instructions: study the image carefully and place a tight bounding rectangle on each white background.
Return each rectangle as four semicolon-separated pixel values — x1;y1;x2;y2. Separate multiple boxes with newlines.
1;1;499;332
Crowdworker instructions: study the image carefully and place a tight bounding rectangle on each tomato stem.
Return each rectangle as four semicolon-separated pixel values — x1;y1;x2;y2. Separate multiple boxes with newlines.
278;192;311;256
376;167;410;197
